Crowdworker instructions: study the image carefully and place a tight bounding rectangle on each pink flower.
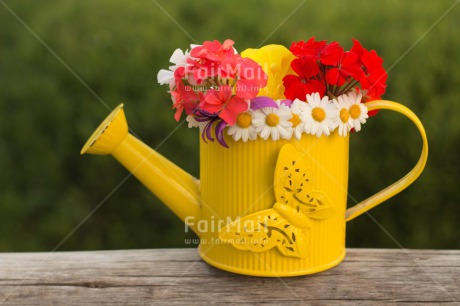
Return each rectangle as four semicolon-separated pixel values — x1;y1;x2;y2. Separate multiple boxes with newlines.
171;81;201;121
159;39;269;146
186;40;236;84
200;85;249;125
235;57;268;99
219;56;268;99
189;64;217;85
190;39;235;62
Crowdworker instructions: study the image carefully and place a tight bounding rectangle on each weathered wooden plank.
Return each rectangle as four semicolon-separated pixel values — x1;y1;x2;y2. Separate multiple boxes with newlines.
0;248;458;305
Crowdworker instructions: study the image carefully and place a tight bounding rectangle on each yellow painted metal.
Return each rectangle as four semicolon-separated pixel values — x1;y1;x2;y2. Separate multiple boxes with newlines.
199;131;349;276
198;100;427;276
345;100;429;221
81;100;428;277
80;104;201;234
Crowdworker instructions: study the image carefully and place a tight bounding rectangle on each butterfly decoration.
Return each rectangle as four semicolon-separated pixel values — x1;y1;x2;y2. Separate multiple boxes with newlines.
219;144;335;258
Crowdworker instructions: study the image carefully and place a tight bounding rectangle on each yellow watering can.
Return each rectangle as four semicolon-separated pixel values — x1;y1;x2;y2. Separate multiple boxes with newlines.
81;100;427;277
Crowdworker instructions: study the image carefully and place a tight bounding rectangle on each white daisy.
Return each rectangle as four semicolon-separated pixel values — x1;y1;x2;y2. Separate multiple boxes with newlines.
333;94;353;136
227;111;257;142
288;99;308;140
252;102;292;141
345;91;368;132
303;93;338;137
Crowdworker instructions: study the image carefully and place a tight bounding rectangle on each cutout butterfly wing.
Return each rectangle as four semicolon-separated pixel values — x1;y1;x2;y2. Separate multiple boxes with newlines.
219;144;335;259
274;144;335;220
218;208;309;258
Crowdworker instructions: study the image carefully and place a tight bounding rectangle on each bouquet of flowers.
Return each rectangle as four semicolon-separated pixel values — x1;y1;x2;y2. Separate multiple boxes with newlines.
157;38;387;147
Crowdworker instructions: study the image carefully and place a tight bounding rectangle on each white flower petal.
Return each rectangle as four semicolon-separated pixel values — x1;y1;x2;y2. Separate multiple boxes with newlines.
157;69;174;85
354;121;362;131
241;130;248;142
294;128;302;140
248;129;257;141
222;91;370;141
227;126;237;136
158;47;193;87
260;126;270;140
270;128;280;141
169;48;187;65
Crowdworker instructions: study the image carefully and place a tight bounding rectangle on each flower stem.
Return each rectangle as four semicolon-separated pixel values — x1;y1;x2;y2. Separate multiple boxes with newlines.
338;79;359;96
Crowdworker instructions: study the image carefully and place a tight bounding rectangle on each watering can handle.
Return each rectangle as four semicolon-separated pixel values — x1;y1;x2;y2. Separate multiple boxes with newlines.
345;100;429;222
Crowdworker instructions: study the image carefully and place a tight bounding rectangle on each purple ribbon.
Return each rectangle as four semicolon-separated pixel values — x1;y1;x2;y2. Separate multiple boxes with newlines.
200;117;229;148
279;99;293;107
215;120;229;148
250;96;279;110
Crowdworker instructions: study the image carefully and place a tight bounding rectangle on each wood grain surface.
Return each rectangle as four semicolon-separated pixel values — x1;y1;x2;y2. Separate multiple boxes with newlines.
0;248;458;305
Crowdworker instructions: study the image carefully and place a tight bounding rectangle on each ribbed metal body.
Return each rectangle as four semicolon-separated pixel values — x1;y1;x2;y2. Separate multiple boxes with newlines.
199;132;349;276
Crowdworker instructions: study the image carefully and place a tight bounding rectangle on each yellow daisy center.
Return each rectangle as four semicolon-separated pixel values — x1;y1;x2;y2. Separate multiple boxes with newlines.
289;113;301;127
349;104;361;119
340;108;350;123
312;107;326;122
266;113;280;127
236;112;252;128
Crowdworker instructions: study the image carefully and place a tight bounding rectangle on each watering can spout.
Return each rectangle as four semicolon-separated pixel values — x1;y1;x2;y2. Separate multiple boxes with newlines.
81;104;201;235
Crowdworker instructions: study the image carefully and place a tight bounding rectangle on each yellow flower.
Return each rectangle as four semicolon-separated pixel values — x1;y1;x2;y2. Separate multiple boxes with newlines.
241;45;295;100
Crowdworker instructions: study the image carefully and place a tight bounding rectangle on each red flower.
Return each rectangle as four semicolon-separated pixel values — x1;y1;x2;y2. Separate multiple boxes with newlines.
318;42;343;66
173;66;187;80
171;81;201;121
290;37;327;60
283;76;325;101
292;57;320;78
284;38;387;104
282;57;326;101
325;51;363;86
200;85;248;125
351;39;387;100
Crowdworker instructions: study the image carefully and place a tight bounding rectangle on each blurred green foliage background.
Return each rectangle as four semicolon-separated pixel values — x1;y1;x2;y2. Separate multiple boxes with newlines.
0;0;459;252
